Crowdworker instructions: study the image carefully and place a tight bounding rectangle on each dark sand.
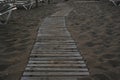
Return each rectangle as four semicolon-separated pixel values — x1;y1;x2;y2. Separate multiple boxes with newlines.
0;0;120;80
66;0;120;80
0;3;57;80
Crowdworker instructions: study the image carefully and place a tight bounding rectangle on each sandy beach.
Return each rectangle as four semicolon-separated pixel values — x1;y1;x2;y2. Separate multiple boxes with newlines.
66;0;120;80
0;3;57;80
0;0;120;80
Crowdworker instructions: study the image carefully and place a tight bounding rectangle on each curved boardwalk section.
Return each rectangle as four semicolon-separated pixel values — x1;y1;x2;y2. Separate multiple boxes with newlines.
21;3;89;80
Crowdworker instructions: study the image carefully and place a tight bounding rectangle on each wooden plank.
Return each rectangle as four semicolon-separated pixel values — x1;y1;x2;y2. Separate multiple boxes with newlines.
38;32;69;35
21;77;78;80
29;57;83;61
27;63;86;68
23;72;90;76
35;42;76;45
39;27;67;29
27;64;86;67
38;31;70;34
38;35;70;37
25;67;88;72
38;31;68;34
37;36;71;38
30;53;81;57
36;40;74;43
36;38;74;42
37;36;72;40
35;42;75;45
32;48;78;51
28;61;85;64
32;50;78;53
33;45;77;49
38;27;68;30
31;52;80;54
34;42;76;45
38;33;70;36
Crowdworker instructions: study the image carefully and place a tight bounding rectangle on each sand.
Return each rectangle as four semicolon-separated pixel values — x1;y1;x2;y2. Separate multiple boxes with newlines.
66;0;120;80
0;3;57;80
0;0;120;80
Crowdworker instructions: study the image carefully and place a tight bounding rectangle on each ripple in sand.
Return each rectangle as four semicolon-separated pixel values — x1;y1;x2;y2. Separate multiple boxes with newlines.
85;42;95;47
92;74;110;80
106;71;120;80
95;66;108;71
102;54;116;59
0;64;11;71
106;60;120;67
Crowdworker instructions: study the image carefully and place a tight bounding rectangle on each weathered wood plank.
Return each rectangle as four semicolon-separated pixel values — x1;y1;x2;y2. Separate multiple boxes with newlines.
38;30;69;34
29;57;83;61
38;30;68;34
23;72;90;76
31;52;80;54
32;49;78;53
34;42;76;45
27;64;86;67
36;38;73;42
37;36;72;40
25;67;88;72
30;53;81;57
28;61;84;64
32;48;78;51
33;44;77;48
21;77;78;80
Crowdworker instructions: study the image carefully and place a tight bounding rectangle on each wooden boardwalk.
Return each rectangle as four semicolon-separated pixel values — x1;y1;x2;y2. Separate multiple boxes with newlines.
21;3;89;80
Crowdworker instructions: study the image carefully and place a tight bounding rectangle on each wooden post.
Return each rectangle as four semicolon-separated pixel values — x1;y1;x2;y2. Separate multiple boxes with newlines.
35;0;38;7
